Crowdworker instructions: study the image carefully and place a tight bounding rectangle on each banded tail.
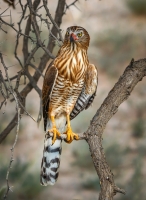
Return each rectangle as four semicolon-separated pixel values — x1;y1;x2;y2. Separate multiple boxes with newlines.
40;133;62;186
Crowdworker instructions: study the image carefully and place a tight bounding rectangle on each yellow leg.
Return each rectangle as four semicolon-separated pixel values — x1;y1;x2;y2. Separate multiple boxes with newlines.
48;116;61;144
64;114;79;143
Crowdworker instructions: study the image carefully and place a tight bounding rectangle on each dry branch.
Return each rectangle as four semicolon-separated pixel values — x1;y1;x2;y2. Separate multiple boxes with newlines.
0;0;65;143
0;52;21;199
85;58;146;199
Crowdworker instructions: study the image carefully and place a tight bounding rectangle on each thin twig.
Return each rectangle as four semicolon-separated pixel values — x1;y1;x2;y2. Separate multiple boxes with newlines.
27;0;55;58
0;53;21;200
64;0;79;14
0;16;36;43
43;0;63;42
37;98;43;125
14;2;27;68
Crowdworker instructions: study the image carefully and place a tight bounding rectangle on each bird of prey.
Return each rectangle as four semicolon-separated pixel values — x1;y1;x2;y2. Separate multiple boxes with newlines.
41;26;98;186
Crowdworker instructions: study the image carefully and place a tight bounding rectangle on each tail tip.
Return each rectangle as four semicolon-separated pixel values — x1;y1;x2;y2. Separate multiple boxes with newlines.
40;177;56;186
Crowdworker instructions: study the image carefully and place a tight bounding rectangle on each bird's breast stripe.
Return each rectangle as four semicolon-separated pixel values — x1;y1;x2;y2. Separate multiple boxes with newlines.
54;47;88;82
49;74;85;114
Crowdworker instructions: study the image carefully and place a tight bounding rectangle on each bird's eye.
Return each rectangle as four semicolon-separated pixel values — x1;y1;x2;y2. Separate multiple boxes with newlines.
66;31;69;36
77;32;82;37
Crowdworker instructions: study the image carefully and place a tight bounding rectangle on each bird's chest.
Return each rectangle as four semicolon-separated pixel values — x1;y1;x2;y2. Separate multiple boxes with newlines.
53;76;84;99
50;76;84;113
56;51;87;83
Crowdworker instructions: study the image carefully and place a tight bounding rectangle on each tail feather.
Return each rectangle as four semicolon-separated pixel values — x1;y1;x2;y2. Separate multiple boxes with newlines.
40;133;62;186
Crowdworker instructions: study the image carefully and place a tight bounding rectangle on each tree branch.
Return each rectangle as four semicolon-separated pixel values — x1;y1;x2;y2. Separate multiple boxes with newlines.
85;58;146;199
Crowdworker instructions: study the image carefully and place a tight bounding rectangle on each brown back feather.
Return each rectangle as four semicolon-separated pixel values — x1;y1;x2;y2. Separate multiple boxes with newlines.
42;62;58;131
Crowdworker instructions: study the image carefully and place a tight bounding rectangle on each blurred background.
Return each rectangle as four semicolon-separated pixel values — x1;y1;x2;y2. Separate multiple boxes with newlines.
0;0;146;199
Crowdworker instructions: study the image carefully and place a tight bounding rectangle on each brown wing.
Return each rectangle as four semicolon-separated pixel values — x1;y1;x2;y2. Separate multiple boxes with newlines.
70;64;98;120
42;61;58;131
84;64;98;109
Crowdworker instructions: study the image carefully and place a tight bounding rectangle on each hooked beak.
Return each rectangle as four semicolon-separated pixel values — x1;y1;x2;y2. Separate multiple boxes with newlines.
70;33;77;43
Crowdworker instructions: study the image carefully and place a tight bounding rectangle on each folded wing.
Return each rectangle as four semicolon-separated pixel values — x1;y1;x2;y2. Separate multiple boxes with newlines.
42;61;58;131
70;64;98;120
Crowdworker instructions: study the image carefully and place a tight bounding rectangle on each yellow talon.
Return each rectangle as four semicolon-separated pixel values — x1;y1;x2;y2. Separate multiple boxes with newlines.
64;114;79;143
48;127;61;144
65;127;79;143
48;115;61;144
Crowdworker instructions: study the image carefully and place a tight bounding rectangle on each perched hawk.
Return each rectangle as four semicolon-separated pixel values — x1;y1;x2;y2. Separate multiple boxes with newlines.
41;26;98;186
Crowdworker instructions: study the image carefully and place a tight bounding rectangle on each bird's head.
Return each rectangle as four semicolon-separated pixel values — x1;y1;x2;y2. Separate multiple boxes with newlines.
64;26;90;49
